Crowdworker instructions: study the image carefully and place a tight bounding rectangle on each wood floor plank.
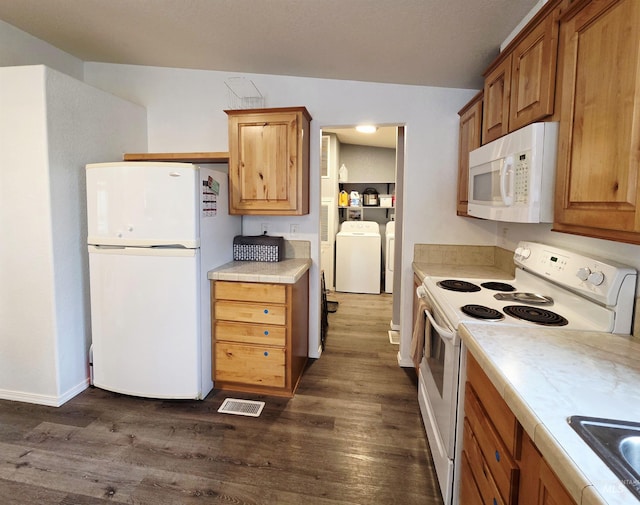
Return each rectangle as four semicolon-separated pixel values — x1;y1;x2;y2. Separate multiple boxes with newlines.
0;292;443;504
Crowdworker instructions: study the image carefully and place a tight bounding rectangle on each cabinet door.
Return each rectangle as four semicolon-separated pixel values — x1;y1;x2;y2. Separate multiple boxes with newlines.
518;431;576;505
554;0;640;243
457;93;483;216
509;10;559;131
483;55;512;144
227;108;310;215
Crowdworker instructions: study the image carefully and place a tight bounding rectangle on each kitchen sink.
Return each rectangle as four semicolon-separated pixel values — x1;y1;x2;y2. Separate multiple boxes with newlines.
568;416;640;500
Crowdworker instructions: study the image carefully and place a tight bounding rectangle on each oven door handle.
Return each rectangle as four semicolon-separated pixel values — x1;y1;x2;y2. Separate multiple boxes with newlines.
424;309;455;341
417;286;455;340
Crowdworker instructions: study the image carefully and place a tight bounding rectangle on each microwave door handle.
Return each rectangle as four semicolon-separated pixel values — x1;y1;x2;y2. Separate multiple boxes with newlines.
500;156;515;206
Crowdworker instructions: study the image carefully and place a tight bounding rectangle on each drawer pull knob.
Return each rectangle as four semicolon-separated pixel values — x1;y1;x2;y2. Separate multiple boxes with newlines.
493;499;497;505
495;450;500;462
264;309;269;314
264;330;269;335
264;351;269;357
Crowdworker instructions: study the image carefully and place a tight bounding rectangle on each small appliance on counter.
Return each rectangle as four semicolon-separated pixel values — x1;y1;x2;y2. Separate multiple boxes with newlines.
233;234;285;262
362;187;379;206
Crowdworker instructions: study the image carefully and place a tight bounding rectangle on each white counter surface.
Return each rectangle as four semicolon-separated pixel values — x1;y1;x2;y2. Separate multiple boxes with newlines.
207;258;311;284
460;322;640;504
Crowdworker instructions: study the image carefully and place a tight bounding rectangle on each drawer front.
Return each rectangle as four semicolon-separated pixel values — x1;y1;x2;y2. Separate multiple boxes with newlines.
215;321;286;346
463;419;506;505
215;342;285;387
215;281;286;304
465;383;518;504
215;300;286;325
467;354;519;454
460;450;484;505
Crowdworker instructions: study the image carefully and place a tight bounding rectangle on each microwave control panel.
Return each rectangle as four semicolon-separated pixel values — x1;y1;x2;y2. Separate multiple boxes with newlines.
514;151;530;203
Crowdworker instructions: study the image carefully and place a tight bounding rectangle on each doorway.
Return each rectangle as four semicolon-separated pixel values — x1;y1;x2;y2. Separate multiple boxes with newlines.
319;124;405;337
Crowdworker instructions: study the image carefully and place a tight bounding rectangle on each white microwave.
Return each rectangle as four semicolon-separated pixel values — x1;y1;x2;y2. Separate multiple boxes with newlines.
467;122;559;223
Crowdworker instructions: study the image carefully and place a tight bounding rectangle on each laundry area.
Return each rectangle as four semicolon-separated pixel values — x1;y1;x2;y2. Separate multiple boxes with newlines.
320;126;398;297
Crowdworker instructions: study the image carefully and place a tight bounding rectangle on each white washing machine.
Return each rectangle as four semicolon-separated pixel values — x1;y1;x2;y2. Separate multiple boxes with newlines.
385;220;395;293
335;221;381;294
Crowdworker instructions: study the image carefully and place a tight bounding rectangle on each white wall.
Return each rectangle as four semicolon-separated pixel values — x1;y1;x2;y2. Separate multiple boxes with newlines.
0;19;83;80
498;223;640;274
0;65;147;405
83;63;495;363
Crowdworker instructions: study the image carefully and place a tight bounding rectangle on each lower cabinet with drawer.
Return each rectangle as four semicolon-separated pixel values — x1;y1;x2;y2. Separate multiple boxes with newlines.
211;271;309;397
461;353;576;505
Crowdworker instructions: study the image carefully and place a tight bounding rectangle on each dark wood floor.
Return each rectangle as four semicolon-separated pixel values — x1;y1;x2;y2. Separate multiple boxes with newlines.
0;292;443;504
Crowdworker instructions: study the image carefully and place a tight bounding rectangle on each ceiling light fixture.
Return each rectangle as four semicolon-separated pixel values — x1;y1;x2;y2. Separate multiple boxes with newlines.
355;125;378;134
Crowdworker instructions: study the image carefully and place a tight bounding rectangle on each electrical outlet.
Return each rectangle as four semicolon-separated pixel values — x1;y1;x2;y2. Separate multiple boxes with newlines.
261;223;269;235
290;224;299;235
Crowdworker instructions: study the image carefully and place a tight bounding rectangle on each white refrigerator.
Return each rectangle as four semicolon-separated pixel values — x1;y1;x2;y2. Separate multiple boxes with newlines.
86;162;241;399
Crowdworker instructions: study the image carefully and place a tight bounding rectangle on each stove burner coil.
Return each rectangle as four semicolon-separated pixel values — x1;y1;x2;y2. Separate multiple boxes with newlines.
480;281;516;292
461;304;505;321
503;305;568;326
437;279;481;292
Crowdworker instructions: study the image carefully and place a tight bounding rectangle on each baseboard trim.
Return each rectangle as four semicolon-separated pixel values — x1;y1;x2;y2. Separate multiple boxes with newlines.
0;378;90;407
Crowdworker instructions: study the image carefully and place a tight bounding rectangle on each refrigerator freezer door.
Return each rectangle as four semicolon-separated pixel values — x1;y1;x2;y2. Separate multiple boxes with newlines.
86;162;199;247
89;245;203;399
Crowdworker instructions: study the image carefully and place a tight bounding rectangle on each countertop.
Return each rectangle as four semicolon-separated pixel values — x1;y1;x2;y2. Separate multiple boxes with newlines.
460;322;640;505
207;258;311;284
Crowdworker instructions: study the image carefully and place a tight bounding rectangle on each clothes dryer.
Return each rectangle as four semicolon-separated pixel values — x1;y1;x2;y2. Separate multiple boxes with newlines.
335;221;381;294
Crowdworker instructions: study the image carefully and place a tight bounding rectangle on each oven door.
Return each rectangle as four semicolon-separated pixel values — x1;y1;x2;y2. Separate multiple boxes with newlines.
417;286;460;505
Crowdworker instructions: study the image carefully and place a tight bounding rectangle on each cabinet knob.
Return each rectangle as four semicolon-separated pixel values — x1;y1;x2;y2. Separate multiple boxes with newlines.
264;330;269;335
264;309;269;314
263;351;269;357
495;450;500;462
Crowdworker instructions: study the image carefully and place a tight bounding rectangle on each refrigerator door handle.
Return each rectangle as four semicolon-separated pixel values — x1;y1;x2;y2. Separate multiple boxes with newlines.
90;244;126;250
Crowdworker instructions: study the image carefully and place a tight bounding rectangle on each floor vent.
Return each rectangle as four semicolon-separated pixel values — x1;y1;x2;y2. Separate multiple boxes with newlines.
388;330;400;345
218;398;265;417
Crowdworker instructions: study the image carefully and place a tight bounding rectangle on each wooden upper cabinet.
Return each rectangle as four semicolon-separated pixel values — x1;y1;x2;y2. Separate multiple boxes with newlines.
554;0;640;244
482;0;564;144
509;10;560;132
457;92;483;216
483;57;511;144
226;107;311;215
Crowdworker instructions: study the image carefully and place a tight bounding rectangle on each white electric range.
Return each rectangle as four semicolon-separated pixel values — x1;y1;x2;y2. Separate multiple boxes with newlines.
416;241;637;505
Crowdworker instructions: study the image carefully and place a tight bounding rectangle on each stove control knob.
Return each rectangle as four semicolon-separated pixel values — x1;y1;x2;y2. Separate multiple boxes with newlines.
588;270;605;286
577;267;591;281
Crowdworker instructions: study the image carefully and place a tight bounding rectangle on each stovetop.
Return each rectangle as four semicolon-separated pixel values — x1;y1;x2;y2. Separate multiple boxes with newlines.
421;242;637;334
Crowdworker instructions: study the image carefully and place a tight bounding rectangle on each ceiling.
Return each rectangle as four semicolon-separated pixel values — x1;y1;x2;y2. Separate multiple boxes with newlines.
323;126;398;149
0;0;540;90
